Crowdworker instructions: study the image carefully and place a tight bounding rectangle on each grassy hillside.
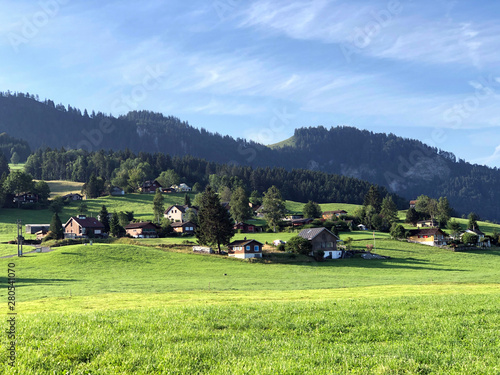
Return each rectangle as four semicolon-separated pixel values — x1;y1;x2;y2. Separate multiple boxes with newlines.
43;180;85;198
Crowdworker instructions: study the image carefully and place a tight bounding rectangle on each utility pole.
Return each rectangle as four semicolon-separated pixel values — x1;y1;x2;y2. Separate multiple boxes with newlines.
17;219;23;257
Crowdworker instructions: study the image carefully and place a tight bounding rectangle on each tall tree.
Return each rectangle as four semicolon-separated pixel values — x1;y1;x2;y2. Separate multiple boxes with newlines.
49;213;64;240
196;186;234;253
110;212;122;237
467;212;480;230
415;195;438;221
3;171;34;207
34;180;51;204
153;188;164;224
437;197;452;227
184;193;191;207
262;185;286;233
157;169;180;188
303;200;322;218
363;185;381;212
229;187;252;223
380;196;398;224
10;152;20;164
99;205;110;233
405;207;419;226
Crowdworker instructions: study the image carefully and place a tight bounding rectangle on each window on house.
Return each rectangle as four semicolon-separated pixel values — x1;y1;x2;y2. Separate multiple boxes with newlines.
246;246;250;251
254;245;259;251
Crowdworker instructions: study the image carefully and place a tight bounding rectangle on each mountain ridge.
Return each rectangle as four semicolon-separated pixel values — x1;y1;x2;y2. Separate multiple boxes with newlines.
0;91;499;221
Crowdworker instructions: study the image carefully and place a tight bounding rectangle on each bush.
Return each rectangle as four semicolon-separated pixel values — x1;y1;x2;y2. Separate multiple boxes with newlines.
277;243;285;251
285;236;312;255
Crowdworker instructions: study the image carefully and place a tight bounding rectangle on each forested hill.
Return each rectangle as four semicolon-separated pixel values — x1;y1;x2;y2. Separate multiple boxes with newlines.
1;92;499;221
0;93;276;165
274;126;500;221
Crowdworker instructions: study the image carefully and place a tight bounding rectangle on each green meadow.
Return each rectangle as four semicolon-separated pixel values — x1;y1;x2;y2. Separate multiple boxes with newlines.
1;193;500;373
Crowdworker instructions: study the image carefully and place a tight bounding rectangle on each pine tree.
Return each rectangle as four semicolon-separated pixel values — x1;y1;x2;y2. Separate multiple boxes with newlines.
229;187;252;223
99;205;110;233
110;212;121;237
380;196;398;224
437;197;451;227
49;213;64;240
262;185;286;233
196;186;234;253
468;212;480;230
153;188;164;223
184;193;191;207
363;185;382;212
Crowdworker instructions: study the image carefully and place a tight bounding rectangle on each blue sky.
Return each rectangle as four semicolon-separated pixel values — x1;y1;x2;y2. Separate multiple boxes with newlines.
2;0;500;167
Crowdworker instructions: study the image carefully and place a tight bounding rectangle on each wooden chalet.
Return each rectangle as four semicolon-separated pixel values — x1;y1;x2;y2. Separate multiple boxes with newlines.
228;239;263;259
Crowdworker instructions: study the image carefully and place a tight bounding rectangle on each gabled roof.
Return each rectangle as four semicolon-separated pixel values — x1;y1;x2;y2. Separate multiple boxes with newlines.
66;216;104;229
125;222;158;230
229;239;264;247
464;228;485;236
323;210;347;215
298;227;339;241
408;228;447;236
165;205;189;214
142;180;162;188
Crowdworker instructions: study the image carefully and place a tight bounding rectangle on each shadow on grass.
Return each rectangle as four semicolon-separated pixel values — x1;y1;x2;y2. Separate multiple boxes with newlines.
0;276;79;287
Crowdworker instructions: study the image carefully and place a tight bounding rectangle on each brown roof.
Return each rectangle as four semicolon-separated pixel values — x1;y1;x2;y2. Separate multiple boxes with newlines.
408;228;447;236
125;222;158;230
229;239;264;247
68;216;104;229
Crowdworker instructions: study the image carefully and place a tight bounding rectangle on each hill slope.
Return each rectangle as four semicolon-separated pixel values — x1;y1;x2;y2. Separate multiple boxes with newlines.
1;92;499;220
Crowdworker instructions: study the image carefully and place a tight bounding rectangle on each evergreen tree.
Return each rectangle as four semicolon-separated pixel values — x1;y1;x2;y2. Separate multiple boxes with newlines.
110;212;121;237
262;185;286;233
49;213;64;240
85;173;100;199
380;196;398;224
184;193;191;207
405;207;419;226
390;223;406;239
192;182;201;193
363;185;381;212
467;212;480;230
153;188;164;223
196;186;234;253
303;200;322;218
99;205;110;233
249;190;262;205
447;219;462;237
0;153;9;177
229;187;252;223
437;197;451;227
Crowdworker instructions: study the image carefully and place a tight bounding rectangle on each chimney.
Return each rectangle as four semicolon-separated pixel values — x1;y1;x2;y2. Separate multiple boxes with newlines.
77;215;86;220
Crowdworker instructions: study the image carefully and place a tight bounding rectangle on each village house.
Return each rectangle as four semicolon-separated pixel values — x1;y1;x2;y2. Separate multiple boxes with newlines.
141;180;162;194
178;183;192;192
233;222;259;233
125;222;159;238
14;193;39;205
285;214;304;220
416;219;438;228
164;205;197;222
461;229;491;248
298;227;341;259
322;210;347;220
409;200;417;209
62;193;83;201
171;221;196;235
407;228;448;247
25;224;50;235
64;215;105;239
289;218;314;227
228;239;263;259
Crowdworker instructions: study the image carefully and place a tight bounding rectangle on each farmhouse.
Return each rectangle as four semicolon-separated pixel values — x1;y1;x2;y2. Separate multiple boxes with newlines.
25;224;50;234
164;205;197;222
409;200;417;208
171;221;196;234
233;222;257;233
62;193;83;201
64;215;105;239
14;193;39;204
461;229;491;248
141;180;162;194
125;222;159;238
407;228;448;247
322;210;347;220
228;239;263;259
298;227;341;259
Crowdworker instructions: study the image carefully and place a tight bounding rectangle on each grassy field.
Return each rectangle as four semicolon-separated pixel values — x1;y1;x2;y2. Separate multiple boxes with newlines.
0;242;499;373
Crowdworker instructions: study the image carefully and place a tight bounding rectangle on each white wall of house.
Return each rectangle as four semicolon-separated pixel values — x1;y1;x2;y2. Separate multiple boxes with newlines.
324;250;343;259
229;253;262;259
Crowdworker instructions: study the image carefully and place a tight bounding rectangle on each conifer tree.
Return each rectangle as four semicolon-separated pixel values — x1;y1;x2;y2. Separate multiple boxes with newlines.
229;187;252;223
153;188;164;223
262;185;286;233
49;213;64;240
196;186;234;253
99;205;110;233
